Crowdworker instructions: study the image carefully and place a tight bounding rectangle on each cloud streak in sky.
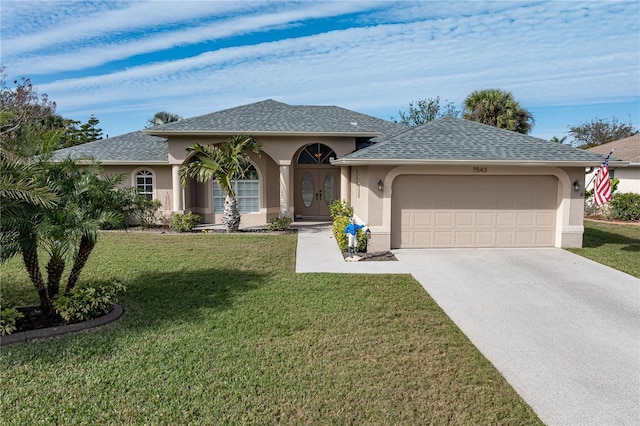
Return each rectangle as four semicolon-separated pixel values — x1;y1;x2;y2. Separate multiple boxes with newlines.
1;1;638;138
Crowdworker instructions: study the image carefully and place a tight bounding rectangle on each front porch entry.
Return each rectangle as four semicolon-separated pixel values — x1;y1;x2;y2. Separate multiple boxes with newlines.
293;143;339;220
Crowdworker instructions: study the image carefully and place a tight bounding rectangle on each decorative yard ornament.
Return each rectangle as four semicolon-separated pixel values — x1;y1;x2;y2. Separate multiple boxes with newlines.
344;217;365;258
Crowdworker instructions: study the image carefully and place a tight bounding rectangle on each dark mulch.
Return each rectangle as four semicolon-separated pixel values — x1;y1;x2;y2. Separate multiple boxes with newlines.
342;251;398;261
14;306;69;333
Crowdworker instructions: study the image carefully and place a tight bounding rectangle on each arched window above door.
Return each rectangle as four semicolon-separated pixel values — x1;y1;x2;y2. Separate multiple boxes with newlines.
297;143;336;164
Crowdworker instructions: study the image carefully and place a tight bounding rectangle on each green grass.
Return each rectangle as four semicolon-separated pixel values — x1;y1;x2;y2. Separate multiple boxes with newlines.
1;232;541;425
568;220;640;278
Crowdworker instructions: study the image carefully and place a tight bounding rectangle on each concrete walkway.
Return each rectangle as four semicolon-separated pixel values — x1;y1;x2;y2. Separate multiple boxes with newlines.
295;223;640;426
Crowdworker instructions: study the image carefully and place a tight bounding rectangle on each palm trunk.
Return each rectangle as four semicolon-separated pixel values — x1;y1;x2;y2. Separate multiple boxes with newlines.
46;251;65;300
22;245;53;315
222;195;241;232
66;235;95;293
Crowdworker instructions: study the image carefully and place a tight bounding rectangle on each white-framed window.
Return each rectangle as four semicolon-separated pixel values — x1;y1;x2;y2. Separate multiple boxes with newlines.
212;166;260;213
135;170;154;200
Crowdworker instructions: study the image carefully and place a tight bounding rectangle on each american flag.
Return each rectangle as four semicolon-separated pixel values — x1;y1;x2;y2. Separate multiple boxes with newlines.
594;149;613;206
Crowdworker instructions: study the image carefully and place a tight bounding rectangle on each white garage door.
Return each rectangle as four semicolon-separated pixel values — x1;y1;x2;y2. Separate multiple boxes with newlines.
391;175;558;248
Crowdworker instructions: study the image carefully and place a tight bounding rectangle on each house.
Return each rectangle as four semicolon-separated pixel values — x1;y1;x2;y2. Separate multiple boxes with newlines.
586;135;640;194
51;99;613;251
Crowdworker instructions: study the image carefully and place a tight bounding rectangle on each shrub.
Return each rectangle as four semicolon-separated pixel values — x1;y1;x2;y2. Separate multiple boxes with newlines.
0;298;24;336
53;281;126;323
609;193;640;221
267;216;293;231
102;187;162;229
170;211;201;232
330;200;367;253
329;199;353;220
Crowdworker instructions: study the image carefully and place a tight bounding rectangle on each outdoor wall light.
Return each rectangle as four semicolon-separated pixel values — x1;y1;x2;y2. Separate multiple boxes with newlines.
378;179;384;191
573;180;580;191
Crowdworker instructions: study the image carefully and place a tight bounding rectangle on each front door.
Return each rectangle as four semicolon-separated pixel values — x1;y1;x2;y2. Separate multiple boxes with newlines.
295;166;340;219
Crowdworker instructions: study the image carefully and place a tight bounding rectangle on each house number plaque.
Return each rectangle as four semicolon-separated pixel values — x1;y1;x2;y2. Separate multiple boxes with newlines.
472;166;488;173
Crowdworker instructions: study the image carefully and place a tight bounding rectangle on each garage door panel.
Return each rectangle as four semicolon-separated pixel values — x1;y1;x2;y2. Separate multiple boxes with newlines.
516;212;535;226
414;211;432;226
536;212;555;226
496;212;515;226
535;230;554;245
392;175;557;248
413;231;432;246
476;212;495;227
476;231;494;246
455;212;474;226
434;231;453;246
516;231;535;245
455;231;473;245
434;212;453;227
496;231;516;245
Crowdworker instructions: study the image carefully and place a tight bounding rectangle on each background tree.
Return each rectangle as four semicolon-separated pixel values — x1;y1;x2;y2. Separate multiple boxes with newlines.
568;116;638;148
550;136;568;144
180;135;262;232
394;96;460;127
146;111;182;128
57;114;104;148
1;69;103;155
1;69;58;156
462;89;534;134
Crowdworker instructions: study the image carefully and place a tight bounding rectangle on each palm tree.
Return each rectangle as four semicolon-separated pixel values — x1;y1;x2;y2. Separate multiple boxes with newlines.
1;156;124;315
179;135;262;232
146;111;182;128
0;150;57;313
550;136;568;144
462;89;534;134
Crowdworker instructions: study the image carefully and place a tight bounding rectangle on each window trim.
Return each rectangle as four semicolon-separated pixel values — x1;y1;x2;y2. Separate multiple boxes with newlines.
212;165;261;214
134;169;155;200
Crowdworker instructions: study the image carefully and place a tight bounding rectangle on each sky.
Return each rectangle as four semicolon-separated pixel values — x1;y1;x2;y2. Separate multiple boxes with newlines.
1;0;639;143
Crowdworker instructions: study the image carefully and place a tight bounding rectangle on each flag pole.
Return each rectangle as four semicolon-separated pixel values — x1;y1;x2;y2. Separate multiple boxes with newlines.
587;148;614;189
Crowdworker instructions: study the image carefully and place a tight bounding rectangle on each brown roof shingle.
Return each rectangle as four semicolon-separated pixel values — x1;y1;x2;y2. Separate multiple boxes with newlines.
587;135;640;163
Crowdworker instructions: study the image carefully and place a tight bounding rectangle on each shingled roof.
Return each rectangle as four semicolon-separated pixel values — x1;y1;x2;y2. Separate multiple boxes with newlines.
333;116;612;166
144;99;406;140
587;134;640;164
50;131;168;163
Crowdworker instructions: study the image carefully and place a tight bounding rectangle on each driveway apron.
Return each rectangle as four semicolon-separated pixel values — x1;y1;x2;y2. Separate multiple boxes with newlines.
295;225;640;425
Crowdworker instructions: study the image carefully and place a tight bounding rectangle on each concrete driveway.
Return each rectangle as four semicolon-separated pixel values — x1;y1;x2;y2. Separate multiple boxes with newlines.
296;225;640;425
393;248;639;426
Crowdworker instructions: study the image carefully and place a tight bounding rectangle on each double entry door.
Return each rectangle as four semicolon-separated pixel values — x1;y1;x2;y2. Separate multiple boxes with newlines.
295;166;340;219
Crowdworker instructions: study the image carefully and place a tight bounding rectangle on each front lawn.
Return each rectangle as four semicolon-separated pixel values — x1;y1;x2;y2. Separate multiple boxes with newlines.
1;232;541;424
569;220;640;278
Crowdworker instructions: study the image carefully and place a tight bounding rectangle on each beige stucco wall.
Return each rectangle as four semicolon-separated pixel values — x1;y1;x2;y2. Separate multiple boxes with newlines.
101;164;172;208
167;135;356;224
352;165;587;252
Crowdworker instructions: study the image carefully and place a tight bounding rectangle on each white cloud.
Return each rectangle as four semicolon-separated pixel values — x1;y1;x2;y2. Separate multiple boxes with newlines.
2;1;638;138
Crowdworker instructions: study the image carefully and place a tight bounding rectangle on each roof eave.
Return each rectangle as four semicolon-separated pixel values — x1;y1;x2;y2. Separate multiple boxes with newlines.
142;129;380;138
52;158;169;165
331;158;629;167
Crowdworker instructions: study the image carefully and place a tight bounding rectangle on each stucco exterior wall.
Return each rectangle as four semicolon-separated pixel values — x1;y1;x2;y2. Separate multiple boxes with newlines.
612;167;640;194
166;134;356;224
357;165;587;252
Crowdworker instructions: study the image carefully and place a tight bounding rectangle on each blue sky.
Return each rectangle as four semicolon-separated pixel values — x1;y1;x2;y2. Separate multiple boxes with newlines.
1;0;639;142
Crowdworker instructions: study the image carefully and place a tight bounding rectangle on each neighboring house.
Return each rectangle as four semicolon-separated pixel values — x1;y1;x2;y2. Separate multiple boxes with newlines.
586;135;640;194
51;99;613;251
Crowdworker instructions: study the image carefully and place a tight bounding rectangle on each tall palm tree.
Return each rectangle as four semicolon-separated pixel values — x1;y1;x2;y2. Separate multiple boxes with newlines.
462;89;534;134
179;135;262;232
